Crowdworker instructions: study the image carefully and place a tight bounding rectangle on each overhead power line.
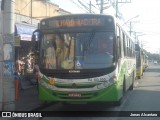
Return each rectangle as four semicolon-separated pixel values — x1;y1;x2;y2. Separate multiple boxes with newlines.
95;0;131;20
77;0;95;13
80;0;99;11
96;0;111;13
69;0;89;13
78;0;90;12
80;0;89;5
20;0;31;12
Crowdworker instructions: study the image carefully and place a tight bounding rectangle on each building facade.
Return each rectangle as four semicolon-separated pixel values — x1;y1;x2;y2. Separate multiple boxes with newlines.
15;0;70;26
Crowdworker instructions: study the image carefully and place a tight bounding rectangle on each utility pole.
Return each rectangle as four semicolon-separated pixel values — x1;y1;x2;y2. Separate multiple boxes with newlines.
111;0;131;18
96;0;111;14
130;21;132;35
89;0;91;13
31;0;32;24
116;0;118;17
0;0;15;110
122;15;139;37
100;0;103;14
96;0;104;14
78;0;94;13
129;20;139;36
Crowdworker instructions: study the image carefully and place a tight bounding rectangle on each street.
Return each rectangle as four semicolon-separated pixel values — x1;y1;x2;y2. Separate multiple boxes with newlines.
121;63;160;111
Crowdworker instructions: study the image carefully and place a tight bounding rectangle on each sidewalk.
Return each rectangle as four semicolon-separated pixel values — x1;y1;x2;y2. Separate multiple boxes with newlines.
19;75;37;90
15;86;43;111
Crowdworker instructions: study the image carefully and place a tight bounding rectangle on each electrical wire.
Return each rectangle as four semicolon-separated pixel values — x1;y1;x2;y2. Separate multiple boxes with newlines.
69;0;89;13
95;0;101;10
77;0;95;13
20;0;31;12
81;0;88;5
78;0;90;11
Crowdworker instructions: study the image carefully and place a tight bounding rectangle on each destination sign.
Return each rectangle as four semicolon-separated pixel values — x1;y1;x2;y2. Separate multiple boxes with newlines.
54;18;101;27
41;15;115;29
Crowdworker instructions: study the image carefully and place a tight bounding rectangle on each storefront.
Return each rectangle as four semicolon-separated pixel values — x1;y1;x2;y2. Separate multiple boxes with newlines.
15;23;37;76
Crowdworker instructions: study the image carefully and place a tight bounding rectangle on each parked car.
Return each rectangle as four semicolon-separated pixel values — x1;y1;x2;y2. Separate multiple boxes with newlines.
154;61;157;64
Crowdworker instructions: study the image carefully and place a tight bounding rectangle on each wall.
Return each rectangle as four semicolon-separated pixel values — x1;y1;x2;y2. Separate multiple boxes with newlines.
15;0;60;24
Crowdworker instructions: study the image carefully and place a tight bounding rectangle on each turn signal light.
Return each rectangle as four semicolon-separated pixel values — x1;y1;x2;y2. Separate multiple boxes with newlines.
48;77;56;85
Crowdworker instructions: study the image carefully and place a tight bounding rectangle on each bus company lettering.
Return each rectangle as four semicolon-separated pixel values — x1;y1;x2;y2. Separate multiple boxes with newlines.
11;112;42;117
69;70;80;73
55;18;101;27
88;77;109;82
28;113;42;117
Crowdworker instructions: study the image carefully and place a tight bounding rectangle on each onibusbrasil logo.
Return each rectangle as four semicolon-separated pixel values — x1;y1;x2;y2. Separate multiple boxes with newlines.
1;112;42;117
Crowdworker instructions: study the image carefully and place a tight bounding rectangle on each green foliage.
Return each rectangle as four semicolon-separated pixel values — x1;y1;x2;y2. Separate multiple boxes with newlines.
143;49;160;63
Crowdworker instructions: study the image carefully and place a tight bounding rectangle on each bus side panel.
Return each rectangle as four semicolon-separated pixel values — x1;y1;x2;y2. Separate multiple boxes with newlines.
117;59;136;95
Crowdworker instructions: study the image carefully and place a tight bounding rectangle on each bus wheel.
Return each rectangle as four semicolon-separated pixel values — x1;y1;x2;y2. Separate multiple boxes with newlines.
129;72;135;90
36;83;39;95
116;78;126;106
123;78;126;95
116;98;122;106
138;76;141;79
142;71;144;76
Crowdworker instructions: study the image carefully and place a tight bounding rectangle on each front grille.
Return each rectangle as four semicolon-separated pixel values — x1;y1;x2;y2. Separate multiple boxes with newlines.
42;70;107;79
41;67;115;79
55;84;97;89
52;73;94;79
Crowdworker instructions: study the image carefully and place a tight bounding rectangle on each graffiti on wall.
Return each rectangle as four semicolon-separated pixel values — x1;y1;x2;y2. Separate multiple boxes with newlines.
3;44;13;60
3;34;14;60
3;62;14;76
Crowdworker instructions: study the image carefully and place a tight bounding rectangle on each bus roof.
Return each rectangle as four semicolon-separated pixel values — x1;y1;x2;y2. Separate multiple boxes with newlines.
40;14;114;21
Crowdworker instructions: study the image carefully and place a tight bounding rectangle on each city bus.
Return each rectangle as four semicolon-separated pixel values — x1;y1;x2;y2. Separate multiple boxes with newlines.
144;53;149;69
32;14;136;105
135;44;144;79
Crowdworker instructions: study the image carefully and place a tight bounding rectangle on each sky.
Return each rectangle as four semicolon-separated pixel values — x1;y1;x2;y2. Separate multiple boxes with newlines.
51;0;160;53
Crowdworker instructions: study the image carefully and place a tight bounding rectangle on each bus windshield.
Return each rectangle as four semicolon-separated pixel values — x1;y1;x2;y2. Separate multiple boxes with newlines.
40;31;114;70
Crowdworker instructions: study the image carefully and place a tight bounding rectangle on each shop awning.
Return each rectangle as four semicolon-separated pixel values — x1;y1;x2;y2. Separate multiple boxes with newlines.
15;23;37;41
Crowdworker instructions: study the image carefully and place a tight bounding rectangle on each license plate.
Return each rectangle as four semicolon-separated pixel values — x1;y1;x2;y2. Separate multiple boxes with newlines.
68;93;81;97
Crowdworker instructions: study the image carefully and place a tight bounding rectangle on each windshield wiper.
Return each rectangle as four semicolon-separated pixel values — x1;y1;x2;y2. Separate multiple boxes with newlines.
84;32;95;51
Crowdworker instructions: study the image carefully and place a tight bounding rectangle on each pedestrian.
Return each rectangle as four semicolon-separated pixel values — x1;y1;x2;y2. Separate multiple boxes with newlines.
15;59;24;90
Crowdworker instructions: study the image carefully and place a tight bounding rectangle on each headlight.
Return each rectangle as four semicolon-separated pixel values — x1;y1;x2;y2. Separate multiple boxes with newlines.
97;83;105;89
97;76;116;89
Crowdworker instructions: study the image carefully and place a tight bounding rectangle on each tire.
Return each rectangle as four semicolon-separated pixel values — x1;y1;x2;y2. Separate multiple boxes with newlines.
129;72;135;90
115;98;122;106
142;70;144;76
123;78;126;95
37;83;39;95
129;82;134;90
116;77;126;106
